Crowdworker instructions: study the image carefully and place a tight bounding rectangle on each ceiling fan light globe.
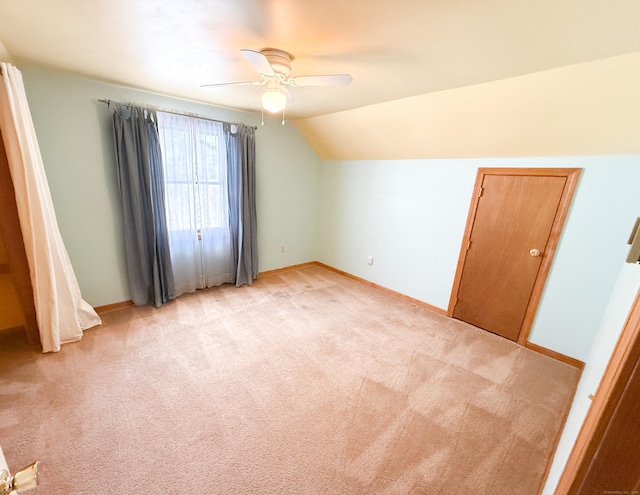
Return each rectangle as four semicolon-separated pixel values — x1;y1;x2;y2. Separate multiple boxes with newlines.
261;88;287;113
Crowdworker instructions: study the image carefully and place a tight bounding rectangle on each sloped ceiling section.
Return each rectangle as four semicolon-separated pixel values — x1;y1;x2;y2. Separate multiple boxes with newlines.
1;0;640;117
0;0;640;158
294;52;640;160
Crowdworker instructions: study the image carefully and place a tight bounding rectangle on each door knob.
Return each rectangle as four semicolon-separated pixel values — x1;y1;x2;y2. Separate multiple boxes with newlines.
529;248;541;257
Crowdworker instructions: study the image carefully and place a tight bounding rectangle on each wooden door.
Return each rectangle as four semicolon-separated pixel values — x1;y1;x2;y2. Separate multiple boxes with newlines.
0;128;40;345
449;168;580;343
557;290;640;494
574;354;640;493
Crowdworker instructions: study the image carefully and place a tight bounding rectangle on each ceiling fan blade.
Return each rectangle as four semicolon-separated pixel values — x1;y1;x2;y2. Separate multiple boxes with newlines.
200;81;265;88
289;74;353;87
240;49;275;77
280;85;294;103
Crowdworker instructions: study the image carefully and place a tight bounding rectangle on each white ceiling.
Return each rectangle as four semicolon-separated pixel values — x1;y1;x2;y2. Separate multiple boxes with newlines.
1;0;640;120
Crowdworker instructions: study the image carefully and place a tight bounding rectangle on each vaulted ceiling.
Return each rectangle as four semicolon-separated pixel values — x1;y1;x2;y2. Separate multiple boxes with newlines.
1;0;640;158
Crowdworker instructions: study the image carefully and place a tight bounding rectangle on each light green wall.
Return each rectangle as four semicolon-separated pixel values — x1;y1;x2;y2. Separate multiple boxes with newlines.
21;68;321;307
317;159;477;307
317;157;640;362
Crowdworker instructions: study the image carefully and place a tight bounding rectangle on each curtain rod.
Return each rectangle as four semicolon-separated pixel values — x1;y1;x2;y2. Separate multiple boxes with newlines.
98;99;256;129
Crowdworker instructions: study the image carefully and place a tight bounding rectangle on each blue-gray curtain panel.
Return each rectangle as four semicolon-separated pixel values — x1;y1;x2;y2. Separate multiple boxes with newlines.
224;123;258;286
110;103;175;306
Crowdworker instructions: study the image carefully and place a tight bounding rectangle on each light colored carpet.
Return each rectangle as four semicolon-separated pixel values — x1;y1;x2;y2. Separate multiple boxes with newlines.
0;264;579;494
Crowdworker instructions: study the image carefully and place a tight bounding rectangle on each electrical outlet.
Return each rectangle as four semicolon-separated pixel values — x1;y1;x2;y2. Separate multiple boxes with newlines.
367;256;374;266
280;246;285;254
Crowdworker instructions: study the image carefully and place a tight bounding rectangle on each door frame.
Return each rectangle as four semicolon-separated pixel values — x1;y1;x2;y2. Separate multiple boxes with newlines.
447;168;581;345
0;128;40;345
554;288;640;493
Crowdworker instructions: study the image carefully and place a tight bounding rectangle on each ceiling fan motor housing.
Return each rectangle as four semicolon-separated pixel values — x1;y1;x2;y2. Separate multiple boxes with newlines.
260;48;293;77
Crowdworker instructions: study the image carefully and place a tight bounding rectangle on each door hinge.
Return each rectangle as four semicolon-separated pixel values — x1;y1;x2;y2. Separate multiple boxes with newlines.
467;240;472;251
478;186;484;198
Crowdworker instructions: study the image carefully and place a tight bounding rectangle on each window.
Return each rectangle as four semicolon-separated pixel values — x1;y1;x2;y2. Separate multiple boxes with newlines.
158;114;227;234
156;111;233;294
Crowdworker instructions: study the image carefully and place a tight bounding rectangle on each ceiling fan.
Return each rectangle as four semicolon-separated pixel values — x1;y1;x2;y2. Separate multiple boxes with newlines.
202;48;353;116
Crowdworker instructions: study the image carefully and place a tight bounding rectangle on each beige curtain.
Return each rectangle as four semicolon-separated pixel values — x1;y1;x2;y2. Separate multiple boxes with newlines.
0;62;101;352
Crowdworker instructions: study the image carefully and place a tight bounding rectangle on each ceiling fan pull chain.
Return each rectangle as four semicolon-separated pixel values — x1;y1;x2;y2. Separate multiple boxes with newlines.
281;107;285;126
261;105;265;126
